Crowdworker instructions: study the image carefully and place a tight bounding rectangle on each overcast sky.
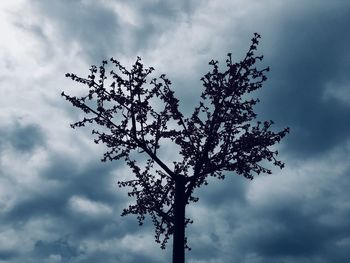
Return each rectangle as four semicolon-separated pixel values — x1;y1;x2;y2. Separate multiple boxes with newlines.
1;1;350;262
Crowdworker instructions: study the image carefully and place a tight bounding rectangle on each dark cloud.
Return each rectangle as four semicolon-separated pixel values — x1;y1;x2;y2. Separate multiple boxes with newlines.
30;0;120;61
33;237;81;260
247;205;338;258
2;1;350;263
29;0;193;62
5;192;66;222
0;122;44;152
0;250;17;261
192;174;249;210
128;1;192;52
256;3;350;158
184;151;350;262
0;150;158;262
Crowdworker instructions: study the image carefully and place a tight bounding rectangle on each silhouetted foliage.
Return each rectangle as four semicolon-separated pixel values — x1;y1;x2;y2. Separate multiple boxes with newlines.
62;33;289;263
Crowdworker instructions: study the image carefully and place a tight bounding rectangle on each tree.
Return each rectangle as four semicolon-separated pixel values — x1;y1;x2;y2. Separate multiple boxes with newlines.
62;33;289;263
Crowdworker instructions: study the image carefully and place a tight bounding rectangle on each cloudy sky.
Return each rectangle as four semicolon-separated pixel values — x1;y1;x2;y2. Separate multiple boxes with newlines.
1;0;350;262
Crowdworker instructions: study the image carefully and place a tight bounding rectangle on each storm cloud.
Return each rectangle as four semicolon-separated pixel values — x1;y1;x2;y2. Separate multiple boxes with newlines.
0;1;349;262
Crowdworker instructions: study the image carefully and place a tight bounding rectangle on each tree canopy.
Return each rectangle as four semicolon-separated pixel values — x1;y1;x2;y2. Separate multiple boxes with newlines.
62;33;289;260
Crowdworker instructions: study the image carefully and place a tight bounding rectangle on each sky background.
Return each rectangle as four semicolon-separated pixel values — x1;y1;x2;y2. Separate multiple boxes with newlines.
1;1;350;262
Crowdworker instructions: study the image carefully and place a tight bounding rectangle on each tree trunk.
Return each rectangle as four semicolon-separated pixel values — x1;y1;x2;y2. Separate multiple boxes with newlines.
173;176;185;263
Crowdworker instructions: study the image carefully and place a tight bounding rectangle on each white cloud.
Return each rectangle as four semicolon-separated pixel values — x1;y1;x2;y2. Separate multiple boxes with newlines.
120;233;167;261
99;0;141;27
0;228;21;251
0;146;50;212
247;140;350;208
68;195;112;217
323;80;350;105
46;254;62;263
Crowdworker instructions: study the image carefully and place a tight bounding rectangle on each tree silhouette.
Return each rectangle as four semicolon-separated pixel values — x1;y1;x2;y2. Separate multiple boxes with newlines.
62;33;289;263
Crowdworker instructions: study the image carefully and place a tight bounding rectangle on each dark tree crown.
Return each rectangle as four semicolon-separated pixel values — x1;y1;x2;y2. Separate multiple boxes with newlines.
62;33;289;249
